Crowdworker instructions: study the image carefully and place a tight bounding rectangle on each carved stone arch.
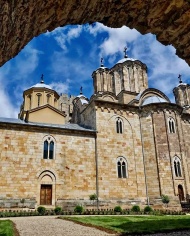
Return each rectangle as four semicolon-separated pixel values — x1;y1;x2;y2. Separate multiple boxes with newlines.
43;134;56;142
108;114;133;130
37;169;57;206
38;170;56;182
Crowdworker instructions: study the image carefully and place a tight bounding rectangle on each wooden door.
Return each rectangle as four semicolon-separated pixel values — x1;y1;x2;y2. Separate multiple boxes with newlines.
40;185;52;205
178;185;184;202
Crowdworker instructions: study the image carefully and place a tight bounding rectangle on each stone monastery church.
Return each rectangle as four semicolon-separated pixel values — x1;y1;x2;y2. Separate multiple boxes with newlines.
1;51;190;210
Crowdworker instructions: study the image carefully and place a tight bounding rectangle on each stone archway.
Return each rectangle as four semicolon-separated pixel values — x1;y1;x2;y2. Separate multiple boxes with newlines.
1;1;190;67
38;170;56;206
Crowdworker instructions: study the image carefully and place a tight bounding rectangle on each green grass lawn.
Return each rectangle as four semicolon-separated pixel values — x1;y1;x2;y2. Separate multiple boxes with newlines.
0;220;14;236
62;215;190;234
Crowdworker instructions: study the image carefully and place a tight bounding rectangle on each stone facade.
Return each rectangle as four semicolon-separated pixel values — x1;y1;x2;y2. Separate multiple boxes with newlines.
0;55;190;210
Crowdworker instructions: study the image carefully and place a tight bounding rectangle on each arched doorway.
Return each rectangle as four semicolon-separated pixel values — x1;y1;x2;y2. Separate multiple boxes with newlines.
40;175;53;205
38;170;56;206
178;185;185;202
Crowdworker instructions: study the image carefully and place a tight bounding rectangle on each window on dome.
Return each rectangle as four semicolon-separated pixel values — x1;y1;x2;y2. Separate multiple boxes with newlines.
47;94;51;104
173;156;182;178
168;117;176;133
116;117;123;134
37;93;42;107
28;95;32;110
43;136;55;159
117;157;127;178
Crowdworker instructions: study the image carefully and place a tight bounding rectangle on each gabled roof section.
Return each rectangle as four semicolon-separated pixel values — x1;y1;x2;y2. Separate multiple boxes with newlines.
26;104;66;117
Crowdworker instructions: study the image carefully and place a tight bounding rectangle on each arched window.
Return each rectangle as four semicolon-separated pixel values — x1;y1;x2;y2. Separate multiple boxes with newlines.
168;117;176;133
28;95;32;110
117;157;127;178
37;93;42;107
173;156;182;177
43;136;55;159
43;140;48;159
116;117;123;134
47;94;51;104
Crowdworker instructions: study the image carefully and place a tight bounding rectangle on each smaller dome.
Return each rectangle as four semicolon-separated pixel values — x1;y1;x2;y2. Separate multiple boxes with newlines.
116;58;137;64
142;96;168;106
76;94;89;105
31;83;52;90
177;83;187;87
76;94;86;98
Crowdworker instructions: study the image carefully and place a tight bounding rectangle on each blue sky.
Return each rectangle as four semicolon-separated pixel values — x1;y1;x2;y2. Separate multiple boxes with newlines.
1;22;190;118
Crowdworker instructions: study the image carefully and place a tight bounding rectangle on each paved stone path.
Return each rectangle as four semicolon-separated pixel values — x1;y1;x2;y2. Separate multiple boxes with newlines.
10;216;115;236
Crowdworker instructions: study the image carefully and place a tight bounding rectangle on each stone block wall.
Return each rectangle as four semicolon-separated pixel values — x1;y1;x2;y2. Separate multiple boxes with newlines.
0;124;96;206
95;103;146;204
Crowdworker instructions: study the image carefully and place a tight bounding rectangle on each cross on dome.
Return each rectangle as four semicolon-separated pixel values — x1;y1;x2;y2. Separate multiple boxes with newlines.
40;74;44;84
124;46;128;58
80;86;83;94
178;74;182;83
100;57;104;67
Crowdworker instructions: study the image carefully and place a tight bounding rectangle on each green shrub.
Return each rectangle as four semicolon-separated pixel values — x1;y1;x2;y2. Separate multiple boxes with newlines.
54;206;62;215
144;206;153;213
114;205;122;213
161;195;170;204
74;205;84;214
37;206;46;215
131;205;140;212
89;194;97;201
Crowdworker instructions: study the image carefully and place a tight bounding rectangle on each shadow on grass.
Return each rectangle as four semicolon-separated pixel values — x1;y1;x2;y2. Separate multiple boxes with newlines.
115;219;190;235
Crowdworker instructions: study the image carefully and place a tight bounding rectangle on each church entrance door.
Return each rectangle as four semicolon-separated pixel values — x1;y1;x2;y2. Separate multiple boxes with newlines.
178;185;184;202
40;185;52;205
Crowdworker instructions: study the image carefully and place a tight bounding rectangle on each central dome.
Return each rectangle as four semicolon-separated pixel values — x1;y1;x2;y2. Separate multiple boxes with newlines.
31;83;52;90
116;57;137;64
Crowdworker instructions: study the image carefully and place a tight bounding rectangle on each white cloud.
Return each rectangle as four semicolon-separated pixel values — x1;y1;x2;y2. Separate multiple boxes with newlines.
67;26;83;41
85;23;140;58
50;79;70;94
14;45;42;79
46;25;83;51
0;81;18;118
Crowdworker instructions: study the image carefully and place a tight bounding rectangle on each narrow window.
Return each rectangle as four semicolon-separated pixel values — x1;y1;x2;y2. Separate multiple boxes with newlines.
47;94;51;104
177;161;182;177
28;95;32;110
117;161;122;178
168;117;175;133
49;141;54;159
43;136;55;159
37;94;41;107
122;161;126;178
116;121;119;133
116;118;123;134
174;161;178;177
117;157;127;178
43;141;48;159
173;156;182;177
